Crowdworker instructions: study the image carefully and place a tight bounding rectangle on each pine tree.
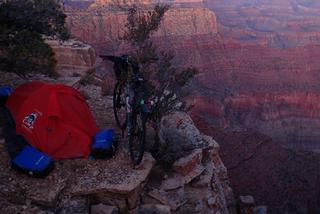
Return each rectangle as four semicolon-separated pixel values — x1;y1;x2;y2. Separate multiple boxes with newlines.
0;0;70;77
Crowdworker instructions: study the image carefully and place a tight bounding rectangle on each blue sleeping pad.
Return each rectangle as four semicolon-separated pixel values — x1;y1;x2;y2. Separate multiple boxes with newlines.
0;86;13;96
91;129;118;159
12;146;54;178
0;86;13;106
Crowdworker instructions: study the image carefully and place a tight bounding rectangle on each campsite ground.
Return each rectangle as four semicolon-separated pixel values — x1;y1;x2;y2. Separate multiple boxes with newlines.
0;70;157;213
0;70;235;213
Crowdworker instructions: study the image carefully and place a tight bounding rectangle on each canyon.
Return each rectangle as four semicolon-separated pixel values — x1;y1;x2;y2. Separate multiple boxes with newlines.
62;0;320;213
64;0;320;152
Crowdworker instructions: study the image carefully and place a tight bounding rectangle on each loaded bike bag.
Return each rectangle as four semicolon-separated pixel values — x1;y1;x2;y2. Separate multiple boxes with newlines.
91;129;118;159
11;146;54;178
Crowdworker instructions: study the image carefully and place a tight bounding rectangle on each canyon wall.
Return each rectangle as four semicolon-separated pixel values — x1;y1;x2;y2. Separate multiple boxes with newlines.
64;0;320;152
224;92;320;151
65;5;217;55
205;0;320;48
61;0;320;212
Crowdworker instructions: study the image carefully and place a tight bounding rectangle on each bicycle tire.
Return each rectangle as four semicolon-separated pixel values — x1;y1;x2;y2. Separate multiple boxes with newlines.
128;112;146;165
113;82;126;130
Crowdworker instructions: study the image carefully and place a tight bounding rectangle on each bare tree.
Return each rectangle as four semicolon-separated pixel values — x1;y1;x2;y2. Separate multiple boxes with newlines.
122;3;198;158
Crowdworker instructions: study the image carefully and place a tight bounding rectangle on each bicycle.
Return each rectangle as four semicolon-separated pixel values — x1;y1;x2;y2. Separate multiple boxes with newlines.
100;55;153;165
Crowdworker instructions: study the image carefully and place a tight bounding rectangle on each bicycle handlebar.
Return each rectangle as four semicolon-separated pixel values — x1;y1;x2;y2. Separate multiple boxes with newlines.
100;55;116;61
100;55;145;83
100;55;127;63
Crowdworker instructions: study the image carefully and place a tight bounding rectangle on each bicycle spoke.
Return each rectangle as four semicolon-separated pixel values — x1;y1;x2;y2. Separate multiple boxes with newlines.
113;82;127;129
129;113;145;165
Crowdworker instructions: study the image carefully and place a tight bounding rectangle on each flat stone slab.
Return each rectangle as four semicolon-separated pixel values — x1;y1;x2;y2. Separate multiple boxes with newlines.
160;164;205;191
173;149;203;176
148;188;186;211
26;179;66;207
71;153;155;196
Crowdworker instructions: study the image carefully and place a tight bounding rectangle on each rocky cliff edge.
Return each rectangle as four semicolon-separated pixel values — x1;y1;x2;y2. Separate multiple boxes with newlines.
0;40;234;213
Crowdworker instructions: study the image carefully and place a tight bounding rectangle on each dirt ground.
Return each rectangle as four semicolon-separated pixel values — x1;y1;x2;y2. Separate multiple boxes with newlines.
0;70;156;213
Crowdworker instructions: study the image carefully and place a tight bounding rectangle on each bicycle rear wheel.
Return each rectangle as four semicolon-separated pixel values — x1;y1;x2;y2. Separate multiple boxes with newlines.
128;112;146;165
113;82;126;129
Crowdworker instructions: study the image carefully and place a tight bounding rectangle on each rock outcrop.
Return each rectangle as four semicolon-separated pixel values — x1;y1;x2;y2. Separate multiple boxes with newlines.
46;38;96;74
0;63;234;213
144;112;235;213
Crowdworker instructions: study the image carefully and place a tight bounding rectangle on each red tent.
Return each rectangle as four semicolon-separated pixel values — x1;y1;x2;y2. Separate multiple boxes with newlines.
6;81;99;159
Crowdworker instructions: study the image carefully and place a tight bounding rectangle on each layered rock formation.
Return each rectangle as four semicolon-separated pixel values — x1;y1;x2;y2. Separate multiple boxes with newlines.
205;0;320;48
64;1;217;54
46;39;96;74
187;1;320;213
144;111;235;213
223;92;320;151
185;1;320;153
63;0;320;151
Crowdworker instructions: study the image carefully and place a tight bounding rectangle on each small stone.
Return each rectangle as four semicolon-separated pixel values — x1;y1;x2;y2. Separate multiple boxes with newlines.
239;195;255;206
207;196;217;206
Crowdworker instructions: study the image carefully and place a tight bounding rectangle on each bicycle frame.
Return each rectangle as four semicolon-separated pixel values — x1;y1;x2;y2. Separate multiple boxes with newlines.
101;54;149;165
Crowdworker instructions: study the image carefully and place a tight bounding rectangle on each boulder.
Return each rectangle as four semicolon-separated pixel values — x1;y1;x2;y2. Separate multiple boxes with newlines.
145;112;235;213
158;112;209;165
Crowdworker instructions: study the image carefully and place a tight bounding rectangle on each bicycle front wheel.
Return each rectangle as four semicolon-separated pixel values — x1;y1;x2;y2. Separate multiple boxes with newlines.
113;82;126;130
128;113;146;165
